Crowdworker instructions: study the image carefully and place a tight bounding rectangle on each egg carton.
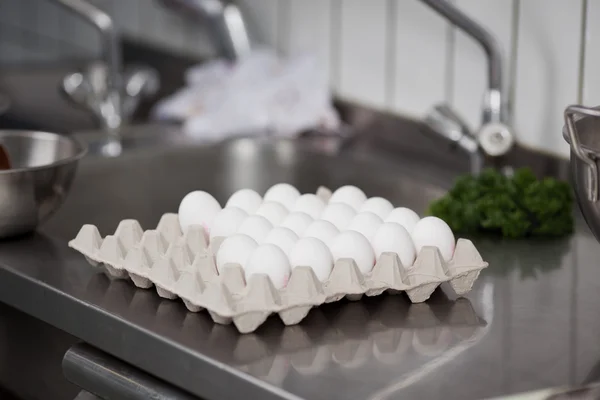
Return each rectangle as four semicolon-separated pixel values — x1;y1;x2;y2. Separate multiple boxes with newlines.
69;211;488;333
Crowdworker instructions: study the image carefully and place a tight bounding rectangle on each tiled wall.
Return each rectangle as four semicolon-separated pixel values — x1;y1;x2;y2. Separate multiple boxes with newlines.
252;0;589;159
0;0;596;158
0;0;215;62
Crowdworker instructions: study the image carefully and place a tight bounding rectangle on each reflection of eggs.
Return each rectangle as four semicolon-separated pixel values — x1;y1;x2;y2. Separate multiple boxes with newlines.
289;237;334;281
371;222;416;266
372;329;413;364
178;191;222;234
412;327;452;356
330;231;375;274
360;197;394;220
225;189;262;214
264;183;301;210
347;212;383;240
303;219;339;246
293;194;326;219
386;207;420;233
245;244;291;289
321;203;356;230
411;216;455;261
329;185;367;211
255;201;289;225
331;339;371;369
237;215;273;244
209;207;248;241
216;234;258;273
280;212;314;236
291;346;331;375
264;227;298;255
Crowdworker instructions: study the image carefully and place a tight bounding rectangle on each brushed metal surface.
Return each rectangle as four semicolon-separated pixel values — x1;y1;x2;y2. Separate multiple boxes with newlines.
0;137;594;400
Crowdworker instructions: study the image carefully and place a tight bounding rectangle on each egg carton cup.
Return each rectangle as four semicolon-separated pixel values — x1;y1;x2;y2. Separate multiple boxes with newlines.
69;210;488;333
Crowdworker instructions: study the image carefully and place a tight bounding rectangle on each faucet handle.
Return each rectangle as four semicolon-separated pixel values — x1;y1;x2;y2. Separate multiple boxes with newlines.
478;122;514;157
425;103;484;175
61;62;159;130
121;66;161;120
61;63;121;130
61;70;98;112
425;103;514;158
424;103;478;153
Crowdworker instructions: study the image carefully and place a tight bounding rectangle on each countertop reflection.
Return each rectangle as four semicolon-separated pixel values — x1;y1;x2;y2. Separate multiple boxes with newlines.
67;220;600;400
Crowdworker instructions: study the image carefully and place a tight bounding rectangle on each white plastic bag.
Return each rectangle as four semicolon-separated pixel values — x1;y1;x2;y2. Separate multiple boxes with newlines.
151;49;340;140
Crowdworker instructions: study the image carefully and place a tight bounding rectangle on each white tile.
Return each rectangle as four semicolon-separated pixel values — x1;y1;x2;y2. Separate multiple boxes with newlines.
237;0;280;50
338;0;388;108
0;0;24;26
393;0;450;118
452;0;515;131
112;0;140;37
0;40;24;64
583;0;600;107
34;0;61;58
514;0;583;158
137;0;163;46
56;0;101;59
287;0;332;82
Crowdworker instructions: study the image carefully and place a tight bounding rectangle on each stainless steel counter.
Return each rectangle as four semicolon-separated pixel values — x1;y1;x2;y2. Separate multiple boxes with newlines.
0;137;596;400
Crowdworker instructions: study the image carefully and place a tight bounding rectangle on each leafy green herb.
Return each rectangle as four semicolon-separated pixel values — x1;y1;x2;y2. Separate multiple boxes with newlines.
427;168;574;238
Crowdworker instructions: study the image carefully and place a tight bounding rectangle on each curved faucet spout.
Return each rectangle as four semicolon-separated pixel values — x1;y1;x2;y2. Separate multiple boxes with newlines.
55;0;122;99
420;0;515;160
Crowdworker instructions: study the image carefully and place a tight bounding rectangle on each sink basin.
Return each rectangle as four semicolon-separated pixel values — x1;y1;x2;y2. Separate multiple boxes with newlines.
41;136;450;240
0;39;198;133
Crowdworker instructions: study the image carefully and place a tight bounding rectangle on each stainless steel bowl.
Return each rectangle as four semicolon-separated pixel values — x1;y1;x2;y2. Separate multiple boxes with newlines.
0;130;86;238
563;105;600;241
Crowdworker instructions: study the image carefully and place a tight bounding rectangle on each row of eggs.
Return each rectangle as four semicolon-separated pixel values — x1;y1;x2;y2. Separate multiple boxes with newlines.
178;184;456;289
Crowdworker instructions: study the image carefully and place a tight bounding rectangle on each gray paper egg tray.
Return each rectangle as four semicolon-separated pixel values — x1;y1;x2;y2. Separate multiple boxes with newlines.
69;211;488;333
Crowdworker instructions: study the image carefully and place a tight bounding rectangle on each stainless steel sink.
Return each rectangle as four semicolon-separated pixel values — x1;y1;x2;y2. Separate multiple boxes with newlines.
41;134;450;240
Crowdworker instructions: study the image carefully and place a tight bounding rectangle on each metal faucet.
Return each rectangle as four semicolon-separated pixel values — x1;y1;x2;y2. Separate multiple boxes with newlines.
420;0;515;172
55;0;160;134
158;0;251;61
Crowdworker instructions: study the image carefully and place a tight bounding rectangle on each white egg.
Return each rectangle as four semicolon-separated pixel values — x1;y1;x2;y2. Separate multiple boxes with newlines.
264;183;301;210
289;237;334;281
209;207;248;241
245;244;291;289
280;212;314;236
330;231;375;274
329;185;367;211
411;216;456;261
371;222;416;266
225;189;262;214
293;194;326;219
303;219;339;245
178;191;222;234
360;197;394;220
264;227;299;256
320;203;356;230
216;234;258;273
255;201;289;225
347;212;383;240
237;215;273;244
386;207;420;233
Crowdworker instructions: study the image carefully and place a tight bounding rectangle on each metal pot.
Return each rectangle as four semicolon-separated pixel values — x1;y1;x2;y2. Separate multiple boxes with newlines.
563;105;600;241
